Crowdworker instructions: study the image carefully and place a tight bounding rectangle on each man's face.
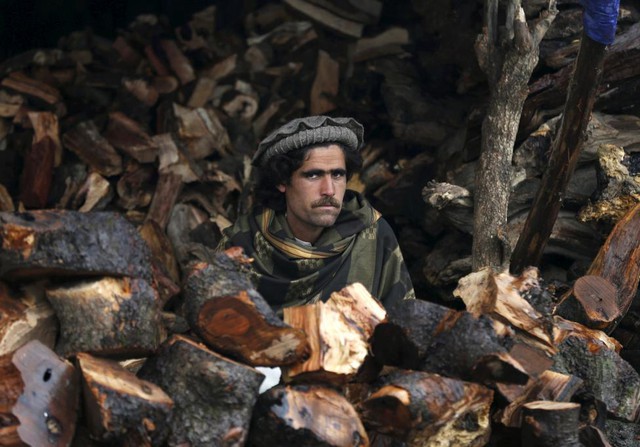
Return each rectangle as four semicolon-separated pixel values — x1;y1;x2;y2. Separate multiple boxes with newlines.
277;144;347;243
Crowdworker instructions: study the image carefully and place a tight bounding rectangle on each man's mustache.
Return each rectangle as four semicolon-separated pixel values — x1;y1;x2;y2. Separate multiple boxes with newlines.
312;197;341;208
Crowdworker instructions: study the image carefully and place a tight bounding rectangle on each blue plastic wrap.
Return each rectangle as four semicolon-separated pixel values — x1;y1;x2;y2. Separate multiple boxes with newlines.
582;0;620;45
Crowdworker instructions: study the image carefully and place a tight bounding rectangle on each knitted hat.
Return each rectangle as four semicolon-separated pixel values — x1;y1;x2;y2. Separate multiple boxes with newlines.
252;115;364;167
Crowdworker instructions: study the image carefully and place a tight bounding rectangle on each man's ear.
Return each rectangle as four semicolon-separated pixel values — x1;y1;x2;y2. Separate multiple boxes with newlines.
277;184;286;193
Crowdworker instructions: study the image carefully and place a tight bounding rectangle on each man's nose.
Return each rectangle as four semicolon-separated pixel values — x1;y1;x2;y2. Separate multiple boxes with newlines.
320;175;335;196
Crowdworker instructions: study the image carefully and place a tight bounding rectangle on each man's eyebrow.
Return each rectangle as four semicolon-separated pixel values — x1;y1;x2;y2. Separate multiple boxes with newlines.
301;168;346;176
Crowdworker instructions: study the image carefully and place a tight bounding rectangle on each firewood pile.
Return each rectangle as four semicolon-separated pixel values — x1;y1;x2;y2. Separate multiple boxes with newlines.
1;0;640;446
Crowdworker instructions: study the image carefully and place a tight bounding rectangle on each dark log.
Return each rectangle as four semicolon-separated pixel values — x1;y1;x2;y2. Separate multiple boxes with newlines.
155;133;202;183
604;419;640;447
61;120;123;177
137;334;263;447
499;370;584;427
521;401;581;447
0;210;153;282
310;50;339;115
579;426;613;447
104;111;158;163
249;384;369;447
358;369;493;446
283;282;386;384
552;316;640;422
1;71;62;105
145;173;183;230
115;163;155;210
45;276;164;358
77;352;173;444
159;40;196;85
3;340;79;447
283;0;364;38
122;78;159;107
183;252;310;367
555;275;620;330
171;103;231;160
353;28;410;62
0;281;57;356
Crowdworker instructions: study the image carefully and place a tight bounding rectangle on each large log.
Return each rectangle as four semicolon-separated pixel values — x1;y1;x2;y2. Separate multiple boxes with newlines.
0;340;79;447
182;251;310;367
283;283;386;385
45;276;164;358
0;210;152;282
249;384;369;447
358;369;493;447
77;352;173;444
137;334;263;447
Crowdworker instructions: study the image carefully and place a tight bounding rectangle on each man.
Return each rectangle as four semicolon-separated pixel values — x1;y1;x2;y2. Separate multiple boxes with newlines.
218;115;415;311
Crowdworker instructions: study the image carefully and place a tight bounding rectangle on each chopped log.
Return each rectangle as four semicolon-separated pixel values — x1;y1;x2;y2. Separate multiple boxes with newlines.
183;254;310;367
580;202;640;335
73;172;112;212
155;133;202;183
552;316;640;422
145;172;183;230
76;352;173;444
166;203;210;266
61;120;123;177
159;40;196;85
500;370;584;427
1;71;62;105
122;78;159;107
115;163;155;210
18;113;59;209
370;298;529;384
171;103;231;159
138;220;179;285
104;111;158;163
187;77;217;108
112;36;142;67
151;75;179;94
555;275;620;330
310;50;339;115
143;45;171;77
0;281;57;356
45;276;164;358
4;340;80;447
521;401;581;447
283;283;385;384
353;27;410;62
358;369;493;447
0;210;153;282
453;267;556;354
283;0;364;38
249;384;369;447
137;334;263;447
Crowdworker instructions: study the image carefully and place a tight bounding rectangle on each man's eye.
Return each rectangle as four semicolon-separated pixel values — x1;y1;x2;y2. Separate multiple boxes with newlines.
332;171;346;179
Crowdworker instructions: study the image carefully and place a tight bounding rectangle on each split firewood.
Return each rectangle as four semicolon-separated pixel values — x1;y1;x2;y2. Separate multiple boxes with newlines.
143;45;172;77
521;401;581;447
554;275;620;330
73;172;112;212
112;36;142;67
45;276;164;358
61;120;123;177
353;27;410;62
0;281;57;356
552;316;640;422
145;172;183;231
283;282;385;384
115;163;155;210
499;370;584;427
370;298;529;385
138;219;180;285
155;133;202;183
358;369;493;447
1;71;62;105
0;210;153;282
166;203;210;266
104;111;158;163
76;352;173;444
151;75;179;94
122;77;159;107
249;384;369;447
182;251;310;367
453;267;556;355
310;50;339;115
171;103;231;160
187;77;217;108
159;40;196;85
0;340;79;447
137;334;264;447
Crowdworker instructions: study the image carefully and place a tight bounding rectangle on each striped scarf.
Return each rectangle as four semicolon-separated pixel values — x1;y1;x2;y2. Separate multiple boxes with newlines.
218;190;415;312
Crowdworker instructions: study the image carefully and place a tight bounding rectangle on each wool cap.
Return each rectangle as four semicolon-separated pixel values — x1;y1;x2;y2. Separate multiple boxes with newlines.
252;115;364;167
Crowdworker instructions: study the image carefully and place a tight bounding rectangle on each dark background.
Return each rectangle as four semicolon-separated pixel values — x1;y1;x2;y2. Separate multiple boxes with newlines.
0;0;251;60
